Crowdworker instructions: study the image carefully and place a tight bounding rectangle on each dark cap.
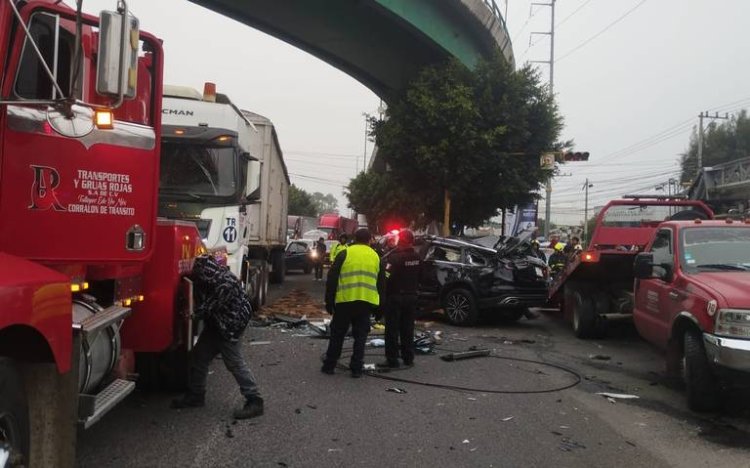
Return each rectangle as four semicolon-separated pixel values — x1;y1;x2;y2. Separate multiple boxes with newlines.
354;228;371;244
398;229;414;246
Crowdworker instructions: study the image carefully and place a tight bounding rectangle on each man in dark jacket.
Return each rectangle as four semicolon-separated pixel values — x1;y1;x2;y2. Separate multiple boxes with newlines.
379;230;422;368
321;228;385;377
171;254;263;419
314;237;327;281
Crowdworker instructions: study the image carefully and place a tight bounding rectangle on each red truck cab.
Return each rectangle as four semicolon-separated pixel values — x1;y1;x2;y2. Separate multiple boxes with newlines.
633;219;750;411
318;213;358;240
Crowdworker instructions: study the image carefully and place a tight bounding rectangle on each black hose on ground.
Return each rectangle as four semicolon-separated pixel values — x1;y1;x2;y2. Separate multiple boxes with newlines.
320;343;582;395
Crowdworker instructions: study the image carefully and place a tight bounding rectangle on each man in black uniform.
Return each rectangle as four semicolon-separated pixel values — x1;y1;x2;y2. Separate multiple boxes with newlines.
379;229;422;369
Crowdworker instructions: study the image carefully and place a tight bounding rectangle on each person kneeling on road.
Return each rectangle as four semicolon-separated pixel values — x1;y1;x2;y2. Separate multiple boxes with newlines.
172;254;264;420
379;229;421;369
321;228;385;378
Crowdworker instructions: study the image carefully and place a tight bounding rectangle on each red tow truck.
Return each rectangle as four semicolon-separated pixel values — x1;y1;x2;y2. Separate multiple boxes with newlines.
633;218;750;411
548;196;713;338
0;2;200;465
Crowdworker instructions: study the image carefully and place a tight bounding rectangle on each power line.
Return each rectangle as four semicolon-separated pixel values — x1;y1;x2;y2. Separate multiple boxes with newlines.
556;0;595;29
556;0;649;63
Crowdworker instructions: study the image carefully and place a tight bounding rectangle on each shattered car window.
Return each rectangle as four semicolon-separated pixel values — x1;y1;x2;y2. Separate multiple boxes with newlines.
466;250;489;266
425;245;461;263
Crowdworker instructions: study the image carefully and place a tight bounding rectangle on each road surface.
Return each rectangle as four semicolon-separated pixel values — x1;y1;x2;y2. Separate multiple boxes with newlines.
76;271;750;467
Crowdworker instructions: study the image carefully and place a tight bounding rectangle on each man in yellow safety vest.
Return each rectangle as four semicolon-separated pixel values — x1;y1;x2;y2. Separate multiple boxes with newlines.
321;228;385;378
329;233;348;264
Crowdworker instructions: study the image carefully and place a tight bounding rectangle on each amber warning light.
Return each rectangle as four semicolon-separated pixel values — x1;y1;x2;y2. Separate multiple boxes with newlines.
581;251;600;263
95;110;114;129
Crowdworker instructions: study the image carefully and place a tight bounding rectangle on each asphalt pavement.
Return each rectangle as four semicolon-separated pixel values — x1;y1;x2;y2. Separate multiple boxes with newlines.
76;271;750;468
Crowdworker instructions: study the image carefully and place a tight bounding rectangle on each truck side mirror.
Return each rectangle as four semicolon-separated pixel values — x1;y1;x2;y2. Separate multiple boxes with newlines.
633;252;654;279
97;4;139;107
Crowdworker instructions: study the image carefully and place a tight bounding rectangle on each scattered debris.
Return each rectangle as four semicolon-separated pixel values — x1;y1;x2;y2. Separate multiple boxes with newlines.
363;363;376;371
260;289;330;319
441;349;491;361
306;404;317;410
368;339;385;347
327;448;342;453
294;408;302;414
588;354;611;361
559;426;570;429
414;332;437;354
386;387;407;394
250;341;272;346
626;441;636;447
558;437;586;452
467;397;477;401
501;417;514;422
595;392;639;400
462;439;470;444
225;428;235;438
470;448;478;452
550;431;563;436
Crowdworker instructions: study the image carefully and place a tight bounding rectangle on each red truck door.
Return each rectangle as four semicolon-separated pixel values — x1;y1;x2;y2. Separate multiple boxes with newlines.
633;228;678;347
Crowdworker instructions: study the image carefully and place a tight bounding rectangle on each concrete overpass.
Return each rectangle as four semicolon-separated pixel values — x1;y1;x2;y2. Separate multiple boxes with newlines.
189;0;514;99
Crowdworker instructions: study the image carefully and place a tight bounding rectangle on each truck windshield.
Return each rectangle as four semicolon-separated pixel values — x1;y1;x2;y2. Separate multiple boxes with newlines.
160;143;237;198
602;204;710;227
681;227;750;273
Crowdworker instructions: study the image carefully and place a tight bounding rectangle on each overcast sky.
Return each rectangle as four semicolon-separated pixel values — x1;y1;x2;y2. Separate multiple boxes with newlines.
88;0;750;224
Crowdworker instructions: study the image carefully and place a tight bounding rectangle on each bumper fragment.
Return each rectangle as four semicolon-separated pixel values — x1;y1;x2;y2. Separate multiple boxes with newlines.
703;333;750;372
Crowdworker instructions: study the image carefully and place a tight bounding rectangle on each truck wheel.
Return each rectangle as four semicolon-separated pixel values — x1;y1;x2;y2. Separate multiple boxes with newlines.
261;263;269;306
571;289;598;339
443;288;479;326
270;250;285;284
683;331;721;412
0;358;30;467
135;351;189;392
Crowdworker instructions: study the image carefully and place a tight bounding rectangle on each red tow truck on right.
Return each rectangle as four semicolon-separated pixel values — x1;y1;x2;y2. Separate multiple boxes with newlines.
632;218;750;411
548;196;750;411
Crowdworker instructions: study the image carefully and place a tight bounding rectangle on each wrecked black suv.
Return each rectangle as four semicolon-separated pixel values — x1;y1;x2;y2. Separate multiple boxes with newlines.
412;235;549;326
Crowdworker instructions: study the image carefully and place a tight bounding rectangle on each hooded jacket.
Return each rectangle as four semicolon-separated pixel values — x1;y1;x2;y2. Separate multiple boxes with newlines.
191;255;252;341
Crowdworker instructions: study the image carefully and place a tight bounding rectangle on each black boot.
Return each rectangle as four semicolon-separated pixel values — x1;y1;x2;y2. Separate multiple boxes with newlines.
234;396;264;419
171;393;205;409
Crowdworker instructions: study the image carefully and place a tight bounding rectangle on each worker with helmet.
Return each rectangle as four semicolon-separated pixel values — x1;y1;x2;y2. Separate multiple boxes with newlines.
548;242;567;275
379;229;422;369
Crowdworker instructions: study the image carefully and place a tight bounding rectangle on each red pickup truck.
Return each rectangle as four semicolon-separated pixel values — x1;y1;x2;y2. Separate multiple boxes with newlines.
633;219;750;411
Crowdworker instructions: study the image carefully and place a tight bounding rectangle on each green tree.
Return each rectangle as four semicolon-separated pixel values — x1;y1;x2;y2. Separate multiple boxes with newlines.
351;52;563;232
680;110;750;184
310;192;339;214
288;184;318;217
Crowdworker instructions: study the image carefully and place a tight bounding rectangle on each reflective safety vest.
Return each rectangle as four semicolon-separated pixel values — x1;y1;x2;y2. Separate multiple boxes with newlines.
335;244;381;306
330;242;347;264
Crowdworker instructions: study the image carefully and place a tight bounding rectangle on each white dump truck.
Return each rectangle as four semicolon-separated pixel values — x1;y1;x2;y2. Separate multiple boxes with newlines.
159;83;289;309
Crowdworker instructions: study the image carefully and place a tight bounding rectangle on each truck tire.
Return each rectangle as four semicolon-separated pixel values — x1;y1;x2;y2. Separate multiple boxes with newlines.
683;330;721;412
261;263;269;306
0;358;30;467
136;351;190;392
270;250;285;284
571;288;598;339
443;288;479;326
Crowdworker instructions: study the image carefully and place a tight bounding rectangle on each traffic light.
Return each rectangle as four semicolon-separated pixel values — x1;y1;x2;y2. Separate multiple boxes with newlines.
560;151;590;162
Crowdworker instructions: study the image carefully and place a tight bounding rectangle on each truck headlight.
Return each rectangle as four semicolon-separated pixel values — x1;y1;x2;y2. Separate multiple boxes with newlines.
311;251;318;259
715;309;750;338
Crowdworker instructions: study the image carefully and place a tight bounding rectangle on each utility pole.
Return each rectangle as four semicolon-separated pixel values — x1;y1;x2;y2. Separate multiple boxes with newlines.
530;0;555;239
697;111;730;178
582;178;593;244
362;112;371;171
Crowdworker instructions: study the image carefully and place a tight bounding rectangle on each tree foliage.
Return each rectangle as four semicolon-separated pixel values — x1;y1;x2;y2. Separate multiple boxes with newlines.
310;192;339;214
680;110;750;184
288;184;318;217
347;51;563;230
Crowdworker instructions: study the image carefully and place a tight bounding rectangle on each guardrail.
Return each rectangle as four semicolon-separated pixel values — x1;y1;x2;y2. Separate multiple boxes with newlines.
482;0;509;30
